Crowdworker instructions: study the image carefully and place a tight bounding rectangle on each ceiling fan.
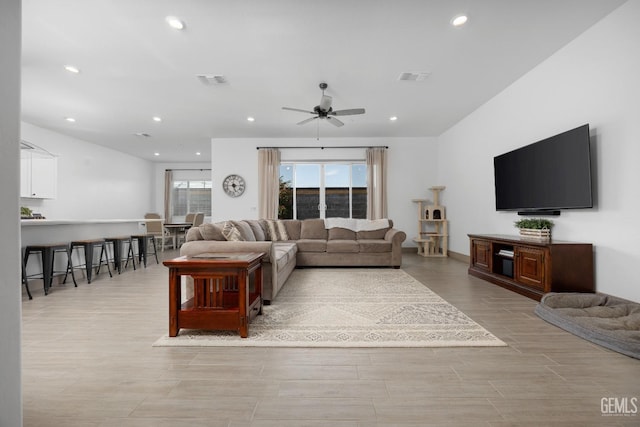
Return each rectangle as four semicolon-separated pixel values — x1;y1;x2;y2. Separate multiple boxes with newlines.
282;82;365;127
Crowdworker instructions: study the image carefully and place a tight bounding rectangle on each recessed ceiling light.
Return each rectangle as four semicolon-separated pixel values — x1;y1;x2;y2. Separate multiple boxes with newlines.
154;152;160;156
64;65;80;74
195;152;201;156
165;16;185;30
389;116;398;121
451;15;468;27
152;116;162;122
247;117;255;122
65;117;76;122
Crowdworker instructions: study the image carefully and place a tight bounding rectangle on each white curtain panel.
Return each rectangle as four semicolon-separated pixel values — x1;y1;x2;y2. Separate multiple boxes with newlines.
258;148;281;219
366;147;388;219
164;169;173;222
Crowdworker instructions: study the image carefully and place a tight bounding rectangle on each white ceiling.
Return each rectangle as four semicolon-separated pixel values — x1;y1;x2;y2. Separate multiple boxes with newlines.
21;0;625;162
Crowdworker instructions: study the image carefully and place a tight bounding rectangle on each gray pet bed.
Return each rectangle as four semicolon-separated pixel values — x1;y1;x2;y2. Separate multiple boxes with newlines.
535;292;640;359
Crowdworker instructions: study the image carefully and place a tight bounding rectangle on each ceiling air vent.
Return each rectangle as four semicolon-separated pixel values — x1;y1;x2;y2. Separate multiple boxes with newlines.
134;132;151;138
196;74;228;85
398;72;430;81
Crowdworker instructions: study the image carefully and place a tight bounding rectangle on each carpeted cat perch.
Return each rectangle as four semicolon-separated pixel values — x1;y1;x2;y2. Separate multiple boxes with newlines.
535;292;640;359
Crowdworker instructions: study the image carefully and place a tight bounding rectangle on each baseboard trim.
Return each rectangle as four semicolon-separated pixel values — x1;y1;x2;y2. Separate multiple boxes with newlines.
448;250;469;263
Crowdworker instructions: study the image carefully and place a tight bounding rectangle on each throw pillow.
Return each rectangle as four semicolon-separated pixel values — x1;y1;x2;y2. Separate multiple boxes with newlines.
231;220;256;241
266;219;290;241
198;223;225;241
221;221;244;241
245;220;266;241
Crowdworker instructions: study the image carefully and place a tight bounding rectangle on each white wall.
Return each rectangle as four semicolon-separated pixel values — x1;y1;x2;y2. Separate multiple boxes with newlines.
0;0;22;425
211;137;438;242
20;122;154;219
437;1;640;302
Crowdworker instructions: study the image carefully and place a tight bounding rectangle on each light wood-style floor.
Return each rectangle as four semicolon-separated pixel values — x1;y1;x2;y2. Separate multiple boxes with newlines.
21;250;640;426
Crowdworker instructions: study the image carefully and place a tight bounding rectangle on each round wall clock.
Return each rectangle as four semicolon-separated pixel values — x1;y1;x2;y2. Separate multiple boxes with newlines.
222;174;246;197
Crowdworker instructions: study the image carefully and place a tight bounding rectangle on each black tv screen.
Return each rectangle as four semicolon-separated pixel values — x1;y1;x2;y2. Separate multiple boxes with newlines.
494;124;593;213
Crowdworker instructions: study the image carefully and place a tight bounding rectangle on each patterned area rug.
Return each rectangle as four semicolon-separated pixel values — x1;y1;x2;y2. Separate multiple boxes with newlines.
153;268;506;348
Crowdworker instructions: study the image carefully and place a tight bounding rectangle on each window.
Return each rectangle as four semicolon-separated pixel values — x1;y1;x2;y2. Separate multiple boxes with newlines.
279;162;366;219
170;170;212;221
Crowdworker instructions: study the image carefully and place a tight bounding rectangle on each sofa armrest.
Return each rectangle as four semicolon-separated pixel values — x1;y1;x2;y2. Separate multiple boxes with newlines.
180;240;274;262
385;228;407;245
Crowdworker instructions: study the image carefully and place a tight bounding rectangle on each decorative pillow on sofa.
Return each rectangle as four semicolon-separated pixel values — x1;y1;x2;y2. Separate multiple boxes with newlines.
265;219;290;241
328;227;356;240
231;220;256;241
222;221;244;241
245;220;266;241
198;223;225;241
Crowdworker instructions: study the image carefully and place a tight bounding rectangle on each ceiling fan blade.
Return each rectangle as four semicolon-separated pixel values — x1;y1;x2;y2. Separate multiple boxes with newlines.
331;108;366;116
319;95;332;112
282;107;315;114
297;116;318;125
327;116;344;127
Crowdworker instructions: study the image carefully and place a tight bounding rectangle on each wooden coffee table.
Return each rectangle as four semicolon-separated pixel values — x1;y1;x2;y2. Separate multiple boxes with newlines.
162;252;264;338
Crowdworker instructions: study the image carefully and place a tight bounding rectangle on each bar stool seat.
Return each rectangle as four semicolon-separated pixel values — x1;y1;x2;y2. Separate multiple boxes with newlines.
23;243;76;295
131;234;159;267
105;236;136;274
68;239;112;283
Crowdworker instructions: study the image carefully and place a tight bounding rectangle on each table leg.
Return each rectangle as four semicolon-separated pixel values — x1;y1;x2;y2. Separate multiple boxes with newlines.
239;269;248;338
169;268;180;337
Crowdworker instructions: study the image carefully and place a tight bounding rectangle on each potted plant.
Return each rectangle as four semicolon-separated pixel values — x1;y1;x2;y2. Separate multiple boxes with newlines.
514;218;553;239
20;206;32;219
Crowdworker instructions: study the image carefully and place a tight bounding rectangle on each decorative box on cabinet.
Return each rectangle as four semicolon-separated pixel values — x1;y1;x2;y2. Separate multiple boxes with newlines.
20;149;58;199
412;186;448;257
468;234;594;301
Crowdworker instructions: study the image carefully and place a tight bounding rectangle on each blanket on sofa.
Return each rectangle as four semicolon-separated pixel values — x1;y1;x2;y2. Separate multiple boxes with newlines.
534;292;640;359
324;218;389;232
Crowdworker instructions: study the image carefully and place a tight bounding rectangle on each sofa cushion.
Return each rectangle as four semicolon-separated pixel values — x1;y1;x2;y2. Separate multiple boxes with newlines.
357;227;390;240
273;243;298;270
282;220;301;241
328;227;356;240
359;240;392;253
244;220;266;241
296;239;327;253
265;219;290;241
231;220;256;241
326;240;360;253
300;219;327;239
221;221;244;241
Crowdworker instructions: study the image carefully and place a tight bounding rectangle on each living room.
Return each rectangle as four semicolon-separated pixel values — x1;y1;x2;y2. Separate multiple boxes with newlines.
3;1;640;425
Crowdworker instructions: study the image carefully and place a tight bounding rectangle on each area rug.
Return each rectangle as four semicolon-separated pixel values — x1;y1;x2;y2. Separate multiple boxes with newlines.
153;268;506;348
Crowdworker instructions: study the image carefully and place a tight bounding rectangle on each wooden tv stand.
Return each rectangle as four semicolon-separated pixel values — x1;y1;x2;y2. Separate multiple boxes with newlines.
468;234;594;301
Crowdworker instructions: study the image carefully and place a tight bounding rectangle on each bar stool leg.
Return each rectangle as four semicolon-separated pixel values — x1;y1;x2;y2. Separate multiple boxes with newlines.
124;238;136;270
21;255;33;300
148;236;159;264
95;242;113;277
62;245;78;287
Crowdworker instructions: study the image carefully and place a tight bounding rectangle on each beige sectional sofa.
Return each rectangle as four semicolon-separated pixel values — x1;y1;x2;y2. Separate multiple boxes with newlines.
180;218;406;303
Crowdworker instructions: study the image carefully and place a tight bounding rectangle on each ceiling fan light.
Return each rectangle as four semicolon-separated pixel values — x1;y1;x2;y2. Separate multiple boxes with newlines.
165;16;185;30
64;65;80;74
451;15;468;27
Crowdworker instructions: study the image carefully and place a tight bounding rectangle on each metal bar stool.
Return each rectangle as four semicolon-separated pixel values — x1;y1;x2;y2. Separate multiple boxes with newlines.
23;243;76;295
21;258;33;300
67;239;112;283
131;234;159;267
105;236;136;274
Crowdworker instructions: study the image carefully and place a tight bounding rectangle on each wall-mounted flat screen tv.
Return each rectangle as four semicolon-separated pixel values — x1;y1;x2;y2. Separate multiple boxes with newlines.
494;124;593;215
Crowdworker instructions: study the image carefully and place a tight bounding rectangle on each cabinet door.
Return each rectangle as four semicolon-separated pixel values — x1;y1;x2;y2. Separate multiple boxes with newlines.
28;152;57;199
20;151;32;198
471;239;491;271
515;246;545;290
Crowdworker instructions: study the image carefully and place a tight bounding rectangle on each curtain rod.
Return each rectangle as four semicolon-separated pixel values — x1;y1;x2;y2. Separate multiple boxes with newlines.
165;168;211;171
256;145;388;150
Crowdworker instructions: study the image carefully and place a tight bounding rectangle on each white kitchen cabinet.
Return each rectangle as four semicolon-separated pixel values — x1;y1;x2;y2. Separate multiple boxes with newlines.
21;150;58;199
